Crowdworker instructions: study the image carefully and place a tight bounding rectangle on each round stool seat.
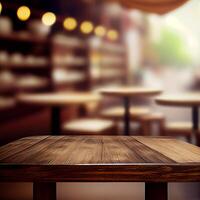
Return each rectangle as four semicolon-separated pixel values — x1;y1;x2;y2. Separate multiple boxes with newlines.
137;113;165;136
165;122;194;135
163;122;195;142
63;118;116;135
100;106;150;120
138;113;164;121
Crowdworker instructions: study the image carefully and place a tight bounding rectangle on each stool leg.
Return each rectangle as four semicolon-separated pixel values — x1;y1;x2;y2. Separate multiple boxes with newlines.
192;106;199;146
51;106;61;135
145;182;168;200
186;135;192;143
159;119;165;136
33;182;56;200
123;97;130;136
140;121;150;136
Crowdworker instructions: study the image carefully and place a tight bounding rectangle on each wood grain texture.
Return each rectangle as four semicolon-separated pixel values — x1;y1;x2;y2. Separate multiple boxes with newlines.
17;92;101;107
1;136;200;182
99;87;162;97
156;93;200;107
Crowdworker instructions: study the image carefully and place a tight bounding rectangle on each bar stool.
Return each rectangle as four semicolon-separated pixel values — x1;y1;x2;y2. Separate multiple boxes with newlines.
162;122;193;142
100;106;150;121
138;113;165;136
63;100;117;135
100;106;152;134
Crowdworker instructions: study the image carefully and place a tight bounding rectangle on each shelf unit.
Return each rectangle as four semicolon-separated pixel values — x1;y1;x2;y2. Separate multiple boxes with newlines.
88;38;127;90
51;34;89;91
0;32;52;121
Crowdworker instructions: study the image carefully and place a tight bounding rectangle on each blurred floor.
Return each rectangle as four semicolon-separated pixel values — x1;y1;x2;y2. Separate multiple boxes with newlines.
0;182;199;200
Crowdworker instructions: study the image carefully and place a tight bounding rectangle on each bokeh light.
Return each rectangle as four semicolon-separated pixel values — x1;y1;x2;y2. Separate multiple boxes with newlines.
42;12;56;26
0;2;2;14
107;29;119;41
17;6;31;21
94;25;106;37
80;21;94;34
63;17;77;31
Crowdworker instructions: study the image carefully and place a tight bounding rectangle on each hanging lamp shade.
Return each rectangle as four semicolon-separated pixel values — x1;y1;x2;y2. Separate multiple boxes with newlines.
107;0;189;14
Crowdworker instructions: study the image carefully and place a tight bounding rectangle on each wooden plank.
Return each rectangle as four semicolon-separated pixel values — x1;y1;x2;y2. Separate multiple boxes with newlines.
119;137;174;163
62;136;103;165
0;136;48;161
1;136;64;163
101;136;173;163
101;136;143;163
135;137;200;163
29;136;86;164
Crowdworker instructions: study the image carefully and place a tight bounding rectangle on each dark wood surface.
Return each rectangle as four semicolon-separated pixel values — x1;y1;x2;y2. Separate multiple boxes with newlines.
1;136;200;182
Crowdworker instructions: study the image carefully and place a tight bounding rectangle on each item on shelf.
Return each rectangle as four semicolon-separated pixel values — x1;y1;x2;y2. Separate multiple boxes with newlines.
25;55;35;65
10;53;24;65
0;17;12;34
53;54;86;66
53;69;85;84
17;31;31;38
28;20;50;37
90;66;101;79
0;70;15;90
25;55;48;66
0;97;16;110
0;51;9;65
16;75;48;89
102;56;124;65
90;52;101;64
53;34;84;48
102;42;124;53
101;68;122;78
34;57;49;66
64;56;86;66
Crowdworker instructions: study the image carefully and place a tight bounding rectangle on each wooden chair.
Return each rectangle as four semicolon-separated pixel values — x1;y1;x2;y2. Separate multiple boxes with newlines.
63;118;117;135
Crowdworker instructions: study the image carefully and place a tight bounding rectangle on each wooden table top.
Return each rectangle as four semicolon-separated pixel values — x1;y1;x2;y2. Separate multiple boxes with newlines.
1;135;200;182
17;92;101;106
156;93;200;107
99;86;162;97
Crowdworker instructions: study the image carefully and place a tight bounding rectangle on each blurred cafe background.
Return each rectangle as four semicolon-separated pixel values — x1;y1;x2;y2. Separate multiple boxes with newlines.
1;0;200;199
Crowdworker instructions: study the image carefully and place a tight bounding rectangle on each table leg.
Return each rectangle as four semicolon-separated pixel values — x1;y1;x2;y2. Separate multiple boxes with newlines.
51;106;61;135
192;106;199;146
145;182;168;200
123;96;130;135
33;182;56;200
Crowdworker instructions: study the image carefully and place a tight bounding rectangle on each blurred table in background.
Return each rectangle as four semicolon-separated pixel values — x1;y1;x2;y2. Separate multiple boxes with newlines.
100;87;162;135
18;92;101;135
156;93;200;145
